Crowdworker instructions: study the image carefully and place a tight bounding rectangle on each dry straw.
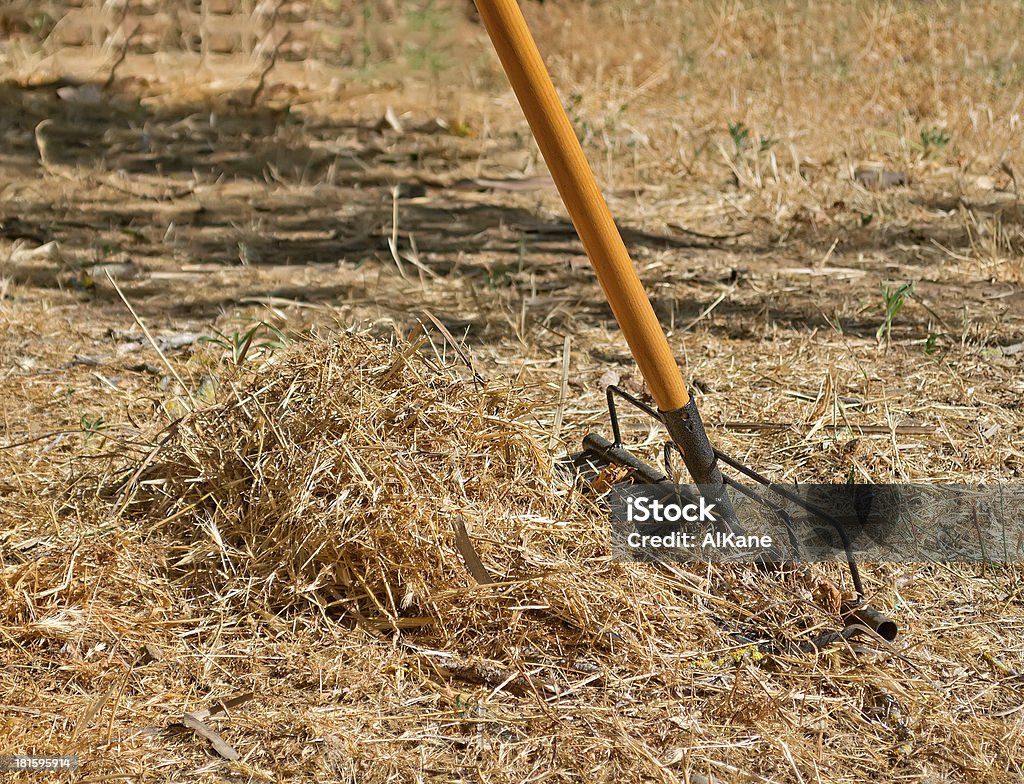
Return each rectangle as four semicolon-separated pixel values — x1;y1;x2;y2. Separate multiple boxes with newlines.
1;1;1022;778
116;331;718;656
2;331;1022;781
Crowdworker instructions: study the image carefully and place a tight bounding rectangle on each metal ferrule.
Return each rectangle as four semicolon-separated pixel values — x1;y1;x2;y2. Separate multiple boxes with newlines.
661;399;742;534
661;399;720;486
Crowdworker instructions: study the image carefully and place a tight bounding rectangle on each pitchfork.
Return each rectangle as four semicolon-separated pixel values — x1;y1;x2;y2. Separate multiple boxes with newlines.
473;0;896;650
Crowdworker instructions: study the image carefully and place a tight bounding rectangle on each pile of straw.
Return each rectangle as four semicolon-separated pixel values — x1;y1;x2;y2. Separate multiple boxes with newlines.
120;331;718;656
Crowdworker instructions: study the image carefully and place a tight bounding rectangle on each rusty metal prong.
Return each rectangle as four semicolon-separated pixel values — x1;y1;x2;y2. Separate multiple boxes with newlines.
721;474;801;554
714;448;865;599
605;384;663;447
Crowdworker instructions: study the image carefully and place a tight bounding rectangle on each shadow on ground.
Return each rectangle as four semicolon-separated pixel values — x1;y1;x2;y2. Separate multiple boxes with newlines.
2;78;1020;345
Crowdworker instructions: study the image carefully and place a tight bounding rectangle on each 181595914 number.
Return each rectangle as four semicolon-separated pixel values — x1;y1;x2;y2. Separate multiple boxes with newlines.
0;756;79;772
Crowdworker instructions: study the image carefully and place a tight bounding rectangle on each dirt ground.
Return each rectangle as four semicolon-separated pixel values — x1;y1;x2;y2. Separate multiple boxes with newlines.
2;2;1024;782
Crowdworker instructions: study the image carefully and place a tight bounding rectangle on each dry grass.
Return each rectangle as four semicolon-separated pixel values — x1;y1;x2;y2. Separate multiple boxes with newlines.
1;1;1023;782
117;333;597;637
5;329;1021;782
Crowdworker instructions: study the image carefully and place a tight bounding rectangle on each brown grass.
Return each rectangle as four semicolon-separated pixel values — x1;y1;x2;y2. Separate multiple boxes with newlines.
1;1;1023;782
5;329;1019;782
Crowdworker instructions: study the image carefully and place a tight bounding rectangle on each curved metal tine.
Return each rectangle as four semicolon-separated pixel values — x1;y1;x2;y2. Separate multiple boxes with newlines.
606;385;664;448
609;385;663;420
721;475;801;554
715;449;857;548
714;448;864;598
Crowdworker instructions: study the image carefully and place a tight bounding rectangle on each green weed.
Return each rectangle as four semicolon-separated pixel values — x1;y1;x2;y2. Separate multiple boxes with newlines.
201;321;288;365
728;121;749;158
876;281;914;344
80;414;108;446
403;0;453;77
918;127;951;155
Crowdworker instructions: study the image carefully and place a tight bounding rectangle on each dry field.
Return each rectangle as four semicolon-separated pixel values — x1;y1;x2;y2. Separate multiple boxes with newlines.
2;1;1024;782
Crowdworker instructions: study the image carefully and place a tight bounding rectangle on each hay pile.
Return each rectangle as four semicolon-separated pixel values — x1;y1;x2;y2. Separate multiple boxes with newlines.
119;331;718;657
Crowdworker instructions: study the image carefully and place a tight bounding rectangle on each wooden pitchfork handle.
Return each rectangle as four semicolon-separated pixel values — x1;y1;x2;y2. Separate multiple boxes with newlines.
474;0;730;495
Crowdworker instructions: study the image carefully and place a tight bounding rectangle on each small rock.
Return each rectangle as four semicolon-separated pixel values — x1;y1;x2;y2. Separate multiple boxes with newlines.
854;167;907;189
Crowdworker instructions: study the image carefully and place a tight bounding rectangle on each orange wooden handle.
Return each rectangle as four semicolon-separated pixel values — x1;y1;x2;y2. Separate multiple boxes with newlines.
474;0;689;412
